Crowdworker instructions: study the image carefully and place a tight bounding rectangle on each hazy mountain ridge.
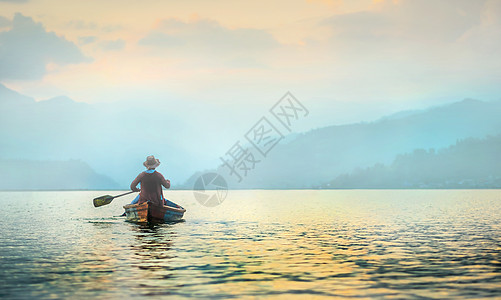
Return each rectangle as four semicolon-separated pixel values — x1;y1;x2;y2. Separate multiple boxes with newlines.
0;84;95;164
0;83;194;186
2;83;500;190
321;134;501;189
0;83;34;104
0;159;120;190
183;98;501;189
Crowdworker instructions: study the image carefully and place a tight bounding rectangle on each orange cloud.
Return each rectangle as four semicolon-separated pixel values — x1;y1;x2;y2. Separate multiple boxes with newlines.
373;0;401;4
306;0;343;8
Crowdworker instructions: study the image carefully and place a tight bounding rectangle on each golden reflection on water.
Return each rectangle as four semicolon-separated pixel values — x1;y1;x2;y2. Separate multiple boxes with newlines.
83;190;496;298
1;190;500;298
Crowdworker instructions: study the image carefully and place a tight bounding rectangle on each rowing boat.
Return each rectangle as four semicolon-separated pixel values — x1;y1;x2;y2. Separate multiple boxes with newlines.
123;199;186;223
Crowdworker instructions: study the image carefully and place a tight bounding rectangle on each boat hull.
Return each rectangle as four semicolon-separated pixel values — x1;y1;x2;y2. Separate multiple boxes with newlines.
123;200;185;223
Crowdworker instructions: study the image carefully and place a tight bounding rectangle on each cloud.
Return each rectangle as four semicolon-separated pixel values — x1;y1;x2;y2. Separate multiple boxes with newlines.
306;0;343;8
322;0;485;43
100;39;125;51
0;13;91;80
315;0;491;66
274;0;501;110
457;0;501;54
0;15;11;27
139;17;279;66
78;35;97;45
66;20;98;30
102;24;123;32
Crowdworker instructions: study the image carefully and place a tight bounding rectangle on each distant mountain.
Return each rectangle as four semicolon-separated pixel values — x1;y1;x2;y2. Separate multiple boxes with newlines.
183;98;501;189
2;82;501;190
0;83;193;187
0;159;120;190
0;84;95;161
321;134;501;189
0;83;33;105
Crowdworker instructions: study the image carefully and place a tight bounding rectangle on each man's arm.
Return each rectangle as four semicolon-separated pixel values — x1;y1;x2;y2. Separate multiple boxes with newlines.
159;173;170;189
130;173;143;192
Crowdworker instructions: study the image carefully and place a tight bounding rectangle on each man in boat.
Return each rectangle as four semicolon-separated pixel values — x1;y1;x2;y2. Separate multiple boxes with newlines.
129;155;171;206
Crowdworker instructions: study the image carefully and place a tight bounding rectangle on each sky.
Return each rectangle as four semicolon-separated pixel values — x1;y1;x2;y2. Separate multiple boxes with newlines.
1;1;499;109
1;0;501;183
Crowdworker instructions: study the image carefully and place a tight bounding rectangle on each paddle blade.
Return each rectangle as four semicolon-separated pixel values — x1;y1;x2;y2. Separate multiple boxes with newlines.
93;195;114;207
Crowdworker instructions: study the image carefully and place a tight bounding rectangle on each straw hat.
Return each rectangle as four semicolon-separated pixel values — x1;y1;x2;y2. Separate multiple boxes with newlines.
143;155;160;169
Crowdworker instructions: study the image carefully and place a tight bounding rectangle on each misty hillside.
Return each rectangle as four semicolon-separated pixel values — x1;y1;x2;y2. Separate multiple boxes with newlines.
0;83;95;159
0;84;274;187
321;135;501;189
2;82;501;190
0;83;196;186
184;99;501;189
0;159;119;190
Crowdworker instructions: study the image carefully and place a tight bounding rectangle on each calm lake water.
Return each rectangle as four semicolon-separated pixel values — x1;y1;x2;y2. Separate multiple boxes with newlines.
0;190;500;299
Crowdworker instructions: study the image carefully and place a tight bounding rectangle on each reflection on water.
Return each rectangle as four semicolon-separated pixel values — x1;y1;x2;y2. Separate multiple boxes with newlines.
0;190;500;298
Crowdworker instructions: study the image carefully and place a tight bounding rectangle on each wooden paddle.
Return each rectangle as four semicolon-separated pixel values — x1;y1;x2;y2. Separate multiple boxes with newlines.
93;191;137;207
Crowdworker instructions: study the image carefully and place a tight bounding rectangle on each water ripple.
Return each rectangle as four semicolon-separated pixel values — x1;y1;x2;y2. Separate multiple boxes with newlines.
0;190;500;298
